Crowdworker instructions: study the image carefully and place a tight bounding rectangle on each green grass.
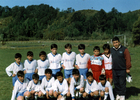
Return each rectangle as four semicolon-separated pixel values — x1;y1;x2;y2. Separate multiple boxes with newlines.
0;40;140;100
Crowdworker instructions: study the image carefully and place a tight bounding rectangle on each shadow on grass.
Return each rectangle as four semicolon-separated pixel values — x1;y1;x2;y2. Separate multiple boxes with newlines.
126;86;140;99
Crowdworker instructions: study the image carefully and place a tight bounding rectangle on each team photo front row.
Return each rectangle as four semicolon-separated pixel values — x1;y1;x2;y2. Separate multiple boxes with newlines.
5;37;131;100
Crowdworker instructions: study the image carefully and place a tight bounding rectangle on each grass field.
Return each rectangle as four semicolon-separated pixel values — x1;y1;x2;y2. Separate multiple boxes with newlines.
0;40;140;100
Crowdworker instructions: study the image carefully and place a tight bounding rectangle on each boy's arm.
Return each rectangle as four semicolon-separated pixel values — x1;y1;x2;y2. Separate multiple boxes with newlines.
101;59;105;74
11;82;18;100
5;63;13;77
87;59;91;70
34;60;38;73
61;53;65;69
40;79;46;94
108;83;115;100
46;77;55;91
75;55;79;69
26;81;32;92
85;81;90;94
61;80;68;96
70;78;75;99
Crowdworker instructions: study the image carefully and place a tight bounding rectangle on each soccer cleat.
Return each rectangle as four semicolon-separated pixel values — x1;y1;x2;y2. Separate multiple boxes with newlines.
120;96;125;100
116;95;120;100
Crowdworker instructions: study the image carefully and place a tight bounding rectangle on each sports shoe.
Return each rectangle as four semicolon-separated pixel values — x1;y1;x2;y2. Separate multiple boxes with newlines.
116;95;120;100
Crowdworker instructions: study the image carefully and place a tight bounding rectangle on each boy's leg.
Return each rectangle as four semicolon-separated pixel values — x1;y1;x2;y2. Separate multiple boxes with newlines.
104;87;109;100
93;71;101;82
38;91;45;98
12;75;18;87
24;91;31;100
48;90;54;98
64;69;73;85
79;68;88;80
83;92;88;98
53;91;58;98
52;69;61;78
17;96;24;100
90;90;99;100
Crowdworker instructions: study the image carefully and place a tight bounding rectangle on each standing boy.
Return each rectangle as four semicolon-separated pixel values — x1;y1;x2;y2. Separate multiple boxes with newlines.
87;46;105;82
98;74;114;100
36;51;49;81
11;71;30;100
5;53;23;88
26;73;41;100
83;72;99;100
61;43;76;84
53;71;70;100
70;69;85;100
24;51;37;81
47;44;61;78
102;44;113;85
75;44;90;80
111;37;131;100
39;69;55;99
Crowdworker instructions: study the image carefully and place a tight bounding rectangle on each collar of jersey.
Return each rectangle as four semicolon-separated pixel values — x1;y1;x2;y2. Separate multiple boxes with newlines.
80;53;86;58
88;80;94;86
27;59;34;64
33;80;38;85
59;78;64;85
40;58;47;62
51;52;58;57
15;62;21;67
66;51;72;55
18;79;24;84
113;45;121;50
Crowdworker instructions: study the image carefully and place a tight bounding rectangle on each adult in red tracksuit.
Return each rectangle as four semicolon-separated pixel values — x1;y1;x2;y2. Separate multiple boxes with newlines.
111;37;131;100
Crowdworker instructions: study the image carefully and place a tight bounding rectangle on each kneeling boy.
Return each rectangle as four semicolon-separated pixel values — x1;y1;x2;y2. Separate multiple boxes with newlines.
70;69;85;100
98;75;114;100
11;71;30;100
26;73;41;100
53;71;70;100
83;72;99;100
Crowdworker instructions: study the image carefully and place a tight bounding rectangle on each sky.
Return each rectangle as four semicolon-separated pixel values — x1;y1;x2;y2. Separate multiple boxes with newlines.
0;0;140;13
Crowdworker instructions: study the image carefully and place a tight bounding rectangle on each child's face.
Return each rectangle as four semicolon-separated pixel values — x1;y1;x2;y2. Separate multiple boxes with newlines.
51;48;57;54
65;47;72;53
15;57;21;64
104;49;109;54
33;79;39;84
100;80;106;85
45;73;52;79
27;55;33;61
93;50;100;56
18;76;24;82
87;76;93;82
78;49;85;54
113;40;120;49
57;76;63;83
40;55;46;61
73;74;80;81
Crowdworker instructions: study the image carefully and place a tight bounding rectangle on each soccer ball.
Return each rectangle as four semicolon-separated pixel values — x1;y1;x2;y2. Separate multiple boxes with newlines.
126;73;132;83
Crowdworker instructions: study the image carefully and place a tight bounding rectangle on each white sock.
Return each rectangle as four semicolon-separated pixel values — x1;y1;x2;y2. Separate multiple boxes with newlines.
35;94;38;100
79;92;82;97
104;92;109;100
120;95;125;100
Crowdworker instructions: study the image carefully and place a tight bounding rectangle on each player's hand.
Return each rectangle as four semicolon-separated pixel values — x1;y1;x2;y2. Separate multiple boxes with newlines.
75;65;79;69
62;64;65;69
12;74;16;77
58;94;62;99
126;69;130;73
46;94;49;99
31;90;35;94
24;70;26;74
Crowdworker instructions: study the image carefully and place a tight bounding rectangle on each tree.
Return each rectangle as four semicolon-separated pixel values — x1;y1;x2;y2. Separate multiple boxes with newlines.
132;17;140;45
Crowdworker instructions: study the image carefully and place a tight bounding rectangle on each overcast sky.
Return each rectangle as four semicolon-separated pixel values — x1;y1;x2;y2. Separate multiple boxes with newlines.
1;0;140;13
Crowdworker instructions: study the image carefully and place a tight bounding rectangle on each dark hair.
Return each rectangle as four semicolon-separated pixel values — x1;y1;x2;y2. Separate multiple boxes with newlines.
86;72;93;78
112;36;120;42
17;71;24;77
39;51;46;56
93;46;100;51
72;69;80;75
15;53;22;58
78;44;85;49
99;74;106;80
32;73;39;80
65;43;72;49
27;51;33;56
51;44;58;49
56;71;63;77
45;69;52;74
103;44;110;53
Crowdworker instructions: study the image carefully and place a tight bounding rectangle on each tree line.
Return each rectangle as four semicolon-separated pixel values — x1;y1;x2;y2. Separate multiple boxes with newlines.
0;4;140;45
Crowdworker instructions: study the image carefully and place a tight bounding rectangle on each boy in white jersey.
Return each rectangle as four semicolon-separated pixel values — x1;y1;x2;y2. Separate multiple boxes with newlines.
75;44;90;80
61;43;76;84
24;51;37;81
26;73;40;100
53;71;70;100
36;51;49;81
98;75;114;100
83;72;99;100
11;71;30;100
47;44;61;78
102;44;113;85
5;53;23;89
70;69;85;100
39;69;55;99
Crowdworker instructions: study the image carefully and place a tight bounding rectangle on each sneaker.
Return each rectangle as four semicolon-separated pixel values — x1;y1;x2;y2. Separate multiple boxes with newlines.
120;96;125;100
116;95;120;100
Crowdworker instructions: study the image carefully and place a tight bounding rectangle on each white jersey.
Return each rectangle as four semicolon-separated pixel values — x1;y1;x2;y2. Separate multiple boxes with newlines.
24;59;37;73
98;81;114;100
11;78;29;100
26;80;41;92
47;53;61;69
76;53;90;69
70;75;84;98
6;62;23;77
37;59;49;76
61;52;76;70
40;76;55;94
53;79;68;96
102;54;112;70
85;80;98;94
